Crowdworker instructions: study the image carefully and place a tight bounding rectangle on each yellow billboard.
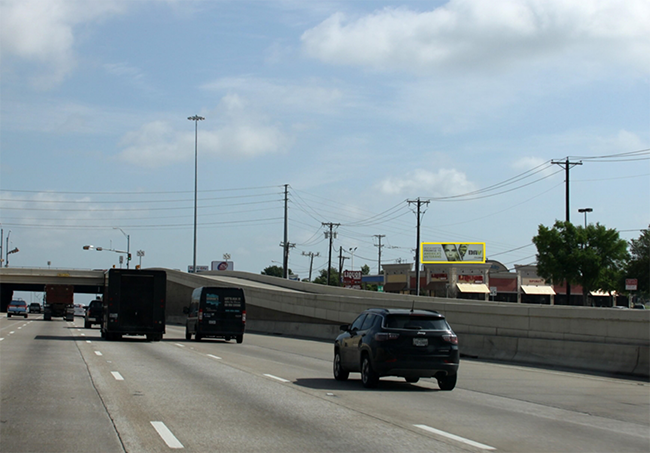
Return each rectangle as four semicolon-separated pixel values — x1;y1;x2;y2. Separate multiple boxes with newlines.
421;242;486;264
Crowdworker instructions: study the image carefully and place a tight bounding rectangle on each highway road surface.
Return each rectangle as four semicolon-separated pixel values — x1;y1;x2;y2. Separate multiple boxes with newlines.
1;315;648;453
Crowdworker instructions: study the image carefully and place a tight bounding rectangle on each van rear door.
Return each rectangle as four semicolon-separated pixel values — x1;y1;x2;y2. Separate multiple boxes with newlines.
201;288;245;333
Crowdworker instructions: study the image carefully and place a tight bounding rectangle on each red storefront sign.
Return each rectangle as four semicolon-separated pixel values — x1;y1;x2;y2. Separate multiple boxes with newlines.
343;270;362;289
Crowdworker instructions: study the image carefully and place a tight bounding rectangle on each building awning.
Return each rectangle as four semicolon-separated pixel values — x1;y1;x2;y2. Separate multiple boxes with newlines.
456;283;490;294
521;285;556;295
383;282;407;292
424;281;446;290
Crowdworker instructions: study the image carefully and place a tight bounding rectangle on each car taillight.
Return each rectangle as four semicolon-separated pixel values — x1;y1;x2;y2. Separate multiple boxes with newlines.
242;311;246;324
442;334;458;345
198;309;203;321
375;332;400;341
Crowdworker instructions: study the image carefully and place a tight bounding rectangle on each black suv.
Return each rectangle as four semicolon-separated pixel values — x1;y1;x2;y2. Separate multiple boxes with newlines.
84;299;104;329
334;308;459;389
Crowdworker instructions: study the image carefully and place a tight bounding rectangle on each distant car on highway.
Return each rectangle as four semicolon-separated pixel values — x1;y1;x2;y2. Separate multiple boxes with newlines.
29;303;42;314
334;308;460;389
7;300;28;318
74;304;87;317
84;299;103;329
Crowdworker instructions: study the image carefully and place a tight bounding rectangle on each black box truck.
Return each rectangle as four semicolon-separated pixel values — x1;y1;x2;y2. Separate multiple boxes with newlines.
101;269;166;341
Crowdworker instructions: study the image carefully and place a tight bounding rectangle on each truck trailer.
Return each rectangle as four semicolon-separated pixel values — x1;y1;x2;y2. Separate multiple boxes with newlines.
101;268;166;341
44;285;75;321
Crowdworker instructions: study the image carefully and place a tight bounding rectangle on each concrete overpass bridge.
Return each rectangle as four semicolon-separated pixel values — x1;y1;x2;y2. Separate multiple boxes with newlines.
1;267;648;377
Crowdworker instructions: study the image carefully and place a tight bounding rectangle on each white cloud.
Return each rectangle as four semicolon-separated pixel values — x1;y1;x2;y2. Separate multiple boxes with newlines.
512;156;548;172
378;168;476;197
201;77;346;115
301;0;650;77
118;95;294;167
0;0;126;88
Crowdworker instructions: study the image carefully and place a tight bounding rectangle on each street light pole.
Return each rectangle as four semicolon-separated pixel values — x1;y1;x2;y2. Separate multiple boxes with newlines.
5;230;10;268
578;208;593;228
114;228;130;269
349;247;357;270
188;115;205;274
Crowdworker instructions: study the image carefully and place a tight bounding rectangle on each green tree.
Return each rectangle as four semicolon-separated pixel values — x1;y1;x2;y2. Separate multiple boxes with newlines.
361;264;370;275
313;267;340;286
261;265;291;278
625;226;650;299
533;221;629;305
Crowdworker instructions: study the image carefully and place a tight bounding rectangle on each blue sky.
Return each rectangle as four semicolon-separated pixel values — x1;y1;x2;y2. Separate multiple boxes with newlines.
1;0;649;287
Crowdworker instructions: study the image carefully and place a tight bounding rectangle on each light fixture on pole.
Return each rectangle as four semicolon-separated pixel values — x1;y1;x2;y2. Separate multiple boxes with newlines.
577;208;593;228
188;115;205;274
113;227;130;269
349;247;357;270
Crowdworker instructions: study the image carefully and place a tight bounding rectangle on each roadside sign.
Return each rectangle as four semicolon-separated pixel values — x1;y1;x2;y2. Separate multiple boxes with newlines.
626;279;638;291
343;270;362;289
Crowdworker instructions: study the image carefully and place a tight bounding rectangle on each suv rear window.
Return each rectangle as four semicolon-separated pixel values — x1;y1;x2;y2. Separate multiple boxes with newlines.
385;314;450;331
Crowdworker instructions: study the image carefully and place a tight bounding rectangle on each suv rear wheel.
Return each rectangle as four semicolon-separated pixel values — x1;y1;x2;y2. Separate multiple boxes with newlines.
437;373;457;391
361;355;379;388
333;350;349;381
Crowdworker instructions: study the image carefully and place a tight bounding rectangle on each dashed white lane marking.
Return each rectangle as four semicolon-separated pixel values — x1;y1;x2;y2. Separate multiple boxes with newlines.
0;338;4;341
175;343;185;348
94;351;103;356
86;340;92;344
414;424;496;451
207;354;221;360
264;374;290;383
111;371;124;381
9;331;15;334
151;421;184;449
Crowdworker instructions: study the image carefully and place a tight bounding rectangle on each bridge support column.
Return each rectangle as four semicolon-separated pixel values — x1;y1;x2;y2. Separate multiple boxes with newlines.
0;285;14;312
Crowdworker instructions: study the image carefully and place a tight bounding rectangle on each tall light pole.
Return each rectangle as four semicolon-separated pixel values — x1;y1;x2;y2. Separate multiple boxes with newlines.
5;230;10;268
578;208;593;228
349;247;357;270
113;227;130;269
188;115;205;273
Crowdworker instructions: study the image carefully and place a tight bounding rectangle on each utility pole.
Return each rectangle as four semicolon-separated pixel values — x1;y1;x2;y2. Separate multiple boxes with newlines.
301;251;320;282
322;223;340;286
407;198;429;296
282;184;289;278
279;241;295;278
338;246;349;284
551;158;583;304
373;234;385;274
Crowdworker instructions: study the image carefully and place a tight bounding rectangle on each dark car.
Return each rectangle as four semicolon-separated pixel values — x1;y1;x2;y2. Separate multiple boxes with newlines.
7;300;28;318
29;303;42;314
84;299;103;329
334;308;459;390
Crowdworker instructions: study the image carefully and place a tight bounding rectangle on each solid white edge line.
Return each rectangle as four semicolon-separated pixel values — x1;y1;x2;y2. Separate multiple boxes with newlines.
111;371;124;381
207;354;221;360
414;424;496;451
264;374;290;383
151;421;184;449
